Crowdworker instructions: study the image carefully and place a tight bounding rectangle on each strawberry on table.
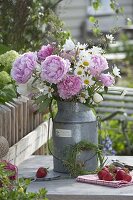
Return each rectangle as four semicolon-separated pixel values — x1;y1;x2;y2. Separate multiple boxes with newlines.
97;164;132;182
102;172;114;181
115;169;132;182
36;167;48;178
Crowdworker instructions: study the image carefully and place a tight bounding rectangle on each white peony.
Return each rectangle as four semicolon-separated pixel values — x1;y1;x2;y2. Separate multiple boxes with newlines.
17;77;34;97
93;93;103;104
63;38;75;51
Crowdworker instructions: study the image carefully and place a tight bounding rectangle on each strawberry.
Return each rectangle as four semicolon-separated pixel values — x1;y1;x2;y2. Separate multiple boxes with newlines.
97;164;132;182
102;172;114;181
98;169;109;180
115;169;126;180
36;167;48;178
123;174;132;182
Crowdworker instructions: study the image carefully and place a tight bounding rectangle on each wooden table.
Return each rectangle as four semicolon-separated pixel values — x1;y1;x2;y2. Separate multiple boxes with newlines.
18;155;133;200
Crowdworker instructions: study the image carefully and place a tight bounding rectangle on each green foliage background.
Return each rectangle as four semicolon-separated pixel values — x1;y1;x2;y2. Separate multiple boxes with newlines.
0;0;65;52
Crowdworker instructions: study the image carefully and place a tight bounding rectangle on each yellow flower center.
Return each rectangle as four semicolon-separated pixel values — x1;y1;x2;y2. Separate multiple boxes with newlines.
77;70;82;75
83;61;89;66
84;79;89;85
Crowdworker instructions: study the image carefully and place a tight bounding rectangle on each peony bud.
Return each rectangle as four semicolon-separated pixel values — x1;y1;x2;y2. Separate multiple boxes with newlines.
63;38;75;51
93;93;103;104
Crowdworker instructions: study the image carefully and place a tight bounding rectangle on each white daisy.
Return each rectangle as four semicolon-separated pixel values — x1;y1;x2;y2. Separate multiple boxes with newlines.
90;46;104;54
78;49;89;59
39;85;54;98
74;66;85;76
113;65;121;78
82;75;95;86
106;34;114;44
78;50;91;67
78;96;86;103
78;90;90;103
82;90;89;99
76;42;87;50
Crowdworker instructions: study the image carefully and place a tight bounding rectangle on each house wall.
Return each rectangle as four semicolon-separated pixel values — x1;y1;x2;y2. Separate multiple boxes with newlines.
56;0;133;41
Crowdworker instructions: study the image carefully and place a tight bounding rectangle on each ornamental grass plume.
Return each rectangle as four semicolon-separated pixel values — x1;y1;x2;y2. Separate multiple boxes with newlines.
11;37;121;111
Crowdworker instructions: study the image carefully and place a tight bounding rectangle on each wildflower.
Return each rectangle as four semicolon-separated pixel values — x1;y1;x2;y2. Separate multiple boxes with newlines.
113;65;121;78
106;34;114;43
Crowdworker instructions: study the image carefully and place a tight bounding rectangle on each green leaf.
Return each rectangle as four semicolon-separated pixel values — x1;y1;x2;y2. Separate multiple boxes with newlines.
92;1;100;10
110;1;115;11
89;16;96;23
35;94;48;104
119;7;124;14
0;84;17;103
0;44;11;55
39;98;51;113
92;27;101;36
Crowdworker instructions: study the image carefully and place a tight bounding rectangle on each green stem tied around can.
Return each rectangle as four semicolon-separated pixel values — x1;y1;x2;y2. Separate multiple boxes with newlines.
63;140;106;177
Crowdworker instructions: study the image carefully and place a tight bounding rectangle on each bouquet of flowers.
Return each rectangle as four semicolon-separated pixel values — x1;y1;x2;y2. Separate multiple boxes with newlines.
11;38;121;111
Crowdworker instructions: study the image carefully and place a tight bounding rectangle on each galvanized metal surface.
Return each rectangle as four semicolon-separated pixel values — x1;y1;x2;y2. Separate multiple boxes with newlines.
52;101;98;173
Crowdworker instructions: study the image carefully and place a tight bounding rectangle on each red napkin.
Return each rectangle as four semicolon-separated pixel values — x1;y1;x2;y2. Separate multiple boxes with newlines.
76;174;133;188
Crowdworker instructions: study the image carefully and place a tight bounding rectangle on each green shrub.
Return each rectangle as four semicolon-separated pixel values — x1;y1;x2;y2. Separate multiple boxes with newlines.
0;162;48;200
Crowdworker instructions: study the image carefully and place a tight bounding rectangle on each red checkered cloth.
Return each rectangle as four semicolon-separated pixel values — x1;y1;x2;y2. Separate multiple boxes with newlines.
76;174;133;188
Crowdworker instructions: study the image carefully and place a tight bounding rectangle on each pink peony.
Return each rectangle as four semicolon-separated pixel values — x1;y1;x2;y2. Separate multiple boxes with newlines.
38;44;54;61
11;52;37;84
90;55;108;77
41;55;70;84
99;73;115;87
57;75;82;99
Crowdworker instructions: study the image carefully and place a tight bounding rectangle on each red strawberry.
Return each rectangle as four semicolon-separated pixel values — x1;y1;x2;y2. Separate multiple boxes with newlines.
115;169;126;180
98;169;109;180
123;174;132;182
36;167;48;178
115;167;121;173
102;172;114;181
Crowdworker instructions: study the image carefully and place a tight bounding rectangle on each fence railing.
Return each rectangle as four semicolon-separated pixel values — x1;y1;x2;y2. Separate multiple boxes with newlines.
0;97;44;147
